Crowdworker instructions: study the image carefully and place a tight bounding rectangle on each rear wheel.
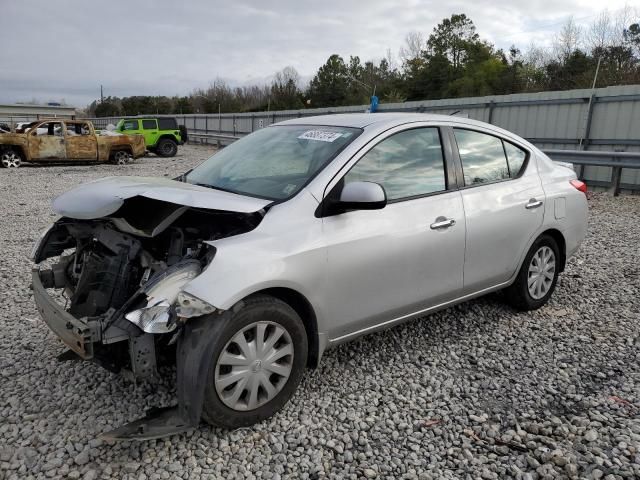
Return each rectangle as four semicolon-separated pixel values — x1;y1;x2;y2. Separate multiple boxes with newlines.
202;295;308;428
111;150;130;165
1;149;22;168
156;138;178;157
505;234;560;311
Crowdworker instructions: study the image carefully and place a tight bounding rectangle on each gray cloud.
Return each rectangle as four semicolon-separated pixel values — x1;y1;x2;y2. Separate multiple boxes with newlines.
0;0;628;107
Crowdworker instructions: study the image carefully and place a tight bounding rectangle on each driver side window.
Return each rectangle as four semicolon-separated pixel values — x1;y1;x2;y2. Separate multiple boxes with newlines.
343;127;447;201
35;122;63;136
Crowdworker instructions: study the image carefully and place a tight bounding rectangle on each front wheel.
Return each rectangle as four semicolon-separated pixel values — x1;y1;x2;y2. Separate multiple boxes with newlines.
505;235;560;311
1;149;22;168
202;295;308;428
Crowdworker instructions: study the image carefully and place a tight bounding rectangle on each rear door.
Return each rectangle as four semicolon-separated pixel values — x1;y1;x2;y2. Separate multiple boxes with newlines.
157;117;180;141
64;121;98;160
28;122;66;160
322;125;466;341
451;127;545;293
141;119;159;146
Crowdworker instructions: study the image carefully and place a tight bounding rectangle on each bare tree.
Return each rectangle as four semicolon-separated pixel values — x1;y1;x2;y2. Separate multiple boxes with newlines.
385;47;397;71
274;66;301;88
553;17;582;60
399;31;425;63
586;10;613;53
523;42;551;69
586;7;639;53
612;5;639;46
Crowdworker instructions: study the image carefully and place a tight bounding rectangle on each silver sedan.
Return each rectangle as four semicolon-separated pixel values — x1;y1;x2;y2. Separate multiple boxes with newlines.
32;113;588;438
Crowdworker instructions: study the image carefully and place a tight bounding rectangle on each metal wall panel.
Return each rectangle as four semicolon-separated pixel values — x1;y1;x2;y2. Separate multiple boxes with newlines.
78;85;640;187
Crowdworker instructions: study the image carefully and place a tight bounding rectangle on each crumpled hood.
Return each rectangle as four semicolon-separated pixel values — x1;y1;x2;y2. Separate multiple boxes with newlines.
52;176;271;219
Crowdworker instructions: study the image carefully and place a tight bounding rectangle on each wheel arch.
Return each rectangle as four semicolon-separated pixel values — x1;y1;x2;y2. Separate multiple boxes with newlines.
109;145;133;157
540;228;567;272
250;287;320;369
157;134;178;143
1;144;28;161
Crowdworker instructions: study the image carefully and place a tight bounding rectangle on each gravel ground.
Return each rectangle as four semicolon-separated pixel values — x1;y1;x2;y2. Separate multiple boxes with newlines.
0;144;639;480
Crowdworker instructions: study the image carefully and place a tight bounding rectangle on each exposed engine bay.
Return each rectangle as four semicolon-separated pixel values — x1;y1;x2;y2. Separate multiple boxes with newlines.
33;194;264;378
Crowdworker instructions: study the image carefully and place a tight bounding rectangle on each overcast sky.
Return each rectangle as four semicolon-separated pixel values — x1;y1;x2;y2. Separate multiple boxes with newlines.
0;0;634;107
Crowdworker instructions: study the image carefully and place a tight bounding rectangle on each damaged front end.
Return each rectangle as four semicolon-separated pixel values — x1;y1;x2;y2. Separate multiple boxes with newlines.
31;176;268;439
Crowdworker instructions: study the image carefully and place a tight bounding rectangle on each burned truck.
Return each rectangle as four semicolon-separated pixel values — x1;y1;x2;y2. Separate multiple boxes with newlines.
1;119;145;167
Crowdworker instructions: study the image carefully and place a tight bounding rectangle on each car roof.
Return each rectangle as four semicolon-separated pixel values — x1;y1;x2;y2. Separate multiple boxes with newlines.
275;112;533;148
276;112;489;129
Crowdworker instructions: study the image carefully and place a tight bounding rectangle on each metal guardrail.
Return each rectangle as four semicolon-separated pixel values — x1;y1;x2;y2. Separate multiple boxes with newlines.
188;131;241;146
543;150;640;196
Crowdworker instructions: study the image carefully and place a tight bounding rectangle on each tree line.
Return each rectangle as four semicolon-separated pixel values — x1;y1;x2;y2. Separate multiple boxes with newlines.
87;10;640;117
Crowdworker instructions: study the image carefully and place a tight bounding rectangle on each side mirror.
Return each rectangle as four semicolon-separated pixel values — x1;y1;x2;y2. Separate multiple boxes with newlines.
330;181;387;214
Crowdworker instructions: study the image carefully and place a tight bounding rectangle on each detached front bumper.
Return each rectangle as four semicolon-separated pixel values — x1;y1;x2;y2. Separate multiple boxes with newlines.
32;268;98;359
31;267;216;441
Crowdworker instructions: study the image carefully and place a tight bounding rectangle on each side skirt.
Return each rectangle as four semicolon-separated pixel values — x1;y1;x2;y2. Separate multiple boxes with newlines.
327;279;514;346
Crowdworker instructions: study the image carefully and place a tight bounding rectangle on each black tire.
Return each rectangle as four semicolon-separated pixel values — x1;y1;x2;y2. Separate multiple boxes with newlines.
505;234;560;311
179;125;189;143
156;138;178;157
202;295;308;428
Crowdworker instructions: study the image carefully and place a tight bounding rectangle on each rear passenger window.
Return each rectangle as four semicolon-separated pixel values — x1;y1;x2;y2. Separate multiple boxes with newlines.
157;118;178;130
454;129;510;186
503;142;527;178
344;127;446;201
142;119;157;129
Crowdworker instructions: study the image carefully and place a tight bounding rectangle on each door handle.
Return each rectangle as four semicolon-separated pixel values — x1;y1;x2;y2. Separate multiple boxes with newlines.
525;198;543;209
430;217;456;230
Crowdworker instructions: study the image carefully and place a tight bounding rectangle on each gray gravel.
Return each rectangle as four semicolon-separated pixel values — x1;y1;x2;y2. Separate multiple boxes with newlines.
1;145;639;480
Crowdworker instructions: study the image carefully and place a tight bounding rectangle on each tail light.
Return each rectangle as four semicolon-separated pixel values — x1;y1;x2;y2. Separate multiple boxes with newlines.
570;179;587;193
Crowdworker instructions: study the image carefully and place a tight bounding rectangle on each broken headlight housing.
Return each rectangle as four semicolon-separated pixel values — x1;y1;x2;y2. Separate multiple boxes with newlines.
176;291;216;318
30;224;54;261
125;261;202;333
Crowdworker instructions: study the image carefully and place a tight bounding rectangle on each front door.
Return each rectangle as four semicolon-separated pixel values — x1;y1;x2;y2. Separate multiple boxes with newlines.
452;128;545;293
64;122;97;160
322;126;466;341
29;122;66;160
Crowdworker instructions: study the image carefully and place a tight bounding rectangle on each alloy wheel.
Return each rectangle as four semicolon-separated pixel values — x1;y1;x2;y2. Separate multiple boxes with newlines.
1;151;21;168
528;246;556;300
214;321;294;411
113;151;129;165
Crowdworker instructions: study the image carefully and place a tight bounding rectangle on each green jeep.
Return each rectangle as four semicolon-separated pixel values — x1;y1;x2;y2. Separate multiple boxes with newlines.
115;117;188;157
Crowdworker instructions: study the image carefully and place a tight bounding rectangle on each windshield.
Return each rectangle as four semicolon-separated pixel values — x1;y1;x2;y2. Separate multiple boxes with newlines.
185;125;361;201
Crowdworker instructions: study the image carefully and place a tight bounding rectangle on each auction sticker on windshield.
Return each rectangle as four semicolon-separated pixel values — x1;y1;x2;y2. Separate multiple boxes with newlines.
298;130;344;142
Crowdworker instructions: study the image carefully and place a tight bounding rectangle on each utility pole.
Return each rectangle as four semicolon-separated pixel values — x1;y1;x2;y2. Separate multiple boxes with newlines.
590;56;602;91
578;56;602;150
100;85;104;103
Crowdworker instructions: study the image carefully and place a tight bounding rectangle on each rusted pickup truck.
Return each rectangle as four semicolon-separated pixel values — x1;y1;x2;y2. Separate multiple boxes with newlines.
0;119;146;168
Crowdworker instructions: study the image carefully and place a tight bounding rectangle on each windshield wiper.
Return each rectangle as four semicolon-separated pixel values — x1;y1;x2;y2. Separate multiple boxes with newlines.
191;182;239;195
173;169;192;182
